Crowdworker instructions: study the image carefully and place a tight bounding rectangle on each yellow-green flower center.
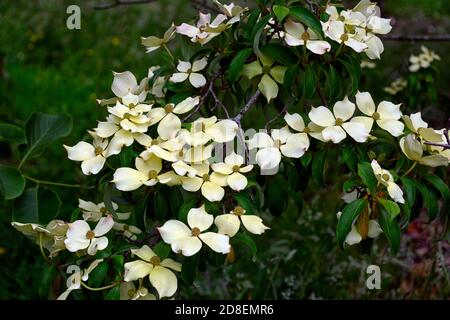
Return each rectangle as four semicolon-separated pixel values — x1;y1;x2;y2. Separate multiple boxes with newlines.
301;32;310;41
335;118;344;126
148;170;158;179
232;165;240;172
94;146;104;156
232;206;245;216
150;256;161;265
372;112;381;120
128;289;136;298
382;173;390;181
202;173;210;181
123;225;129;231
100;207;108;214
262;65;271;74
340;33;349;42
303;127;311;134
273;139;282;148
164;104;174;113
191;227;201;237
86;230;95;240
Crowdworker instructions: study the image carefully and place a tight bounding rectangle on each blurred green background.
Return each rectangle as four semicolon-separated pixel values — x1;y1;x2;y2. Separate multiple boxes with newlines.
0;0;449;299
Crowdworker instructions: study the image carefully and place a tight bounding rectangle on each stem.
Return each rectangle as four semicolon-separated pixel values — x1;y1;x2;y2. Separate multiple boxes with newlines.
162;44;175;61
23;175;95;189
401;162;418;177
81;281;119;291
39;233;51;263
233;90;261;122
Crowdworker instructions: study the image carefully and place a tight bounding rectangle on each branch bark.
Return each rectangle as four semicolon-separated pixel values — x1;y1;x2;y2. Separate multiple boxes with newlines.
233;90;261;122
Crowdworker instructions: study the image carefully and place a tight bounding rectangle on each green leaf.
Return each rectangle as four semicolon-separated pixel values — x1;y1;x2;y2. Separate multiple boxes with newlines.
415;181;439;220
235;232;257;259
169;187;184;218
178;198;198;223
39;265;57;299
260;43;297;65
289;6;324;38
23;112;72;160
13;187;61;224
104;286;120;300
0;165;25;200
303;63;316;99
181;254;199;285
283;63;299;95
111;255;124;274
340;58;359;95
88;261;109;288
134;194;148;231
0;123;27;145
228;48;253;83
233;192;254;215
153;190;168;222
252;14;272;57
266;176;287;214
399;176;416;209
326;64;340;101
153;242;171;259
300;153;312;168
377;198;401;220
424;174;450;213
119;146;133;167
336;198;367;248
312;148;327;187
243;9;261;39
272;5;290;22
358;162;377;194
342;146;358;172
378;204;401;254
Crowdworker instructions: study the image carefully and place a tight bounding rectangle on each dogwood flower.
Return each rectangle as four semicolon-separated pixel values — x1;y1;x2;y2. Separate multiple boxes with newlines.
384;78;407;95
170;58;208;88
141;24;176;53
176;12;231;44
185;116;238;146
78;199;131;221
120;281;156;300
308;97;370;143
148;96;200;140
211;152;253;191
64;215;114;255
64;131;110;175
112;154;173;191
352;91;404;137
113;223;142;241
110;71;148;102
57;259;104;300
124;245;181;298
399;134;448;167
409;46;440;72
322;20;367;53
284;112;311;154
241;55;286;102
371;160;404;203
214;206;269;237
402;112;443;142
283;18;331;55
337;211;382;246
247;127;308;173
181;162;228;202
12;220;68;257
158;205;230;256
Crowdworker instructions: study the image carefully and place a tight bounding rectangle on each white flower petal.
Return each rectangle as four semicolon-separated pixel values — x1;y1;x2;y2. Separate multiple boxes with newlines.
113;168;148;191
322;126;347;143
355;91;376;116
150;266;178;298
342;122;369;143
308;106;335;127
198;232;230;254
64;142;95;161
189;73;207;88
227;172;248;191
255;147;281;170
81;155;106;175
187;205;213;231
240;215;269;235
124;260;153;281
284;112;305;132
376;119;405;137
158;113;181;140
94;215;114;236
333;97;355;121
214;214;240;237
201;181;225;202
171;236;202;256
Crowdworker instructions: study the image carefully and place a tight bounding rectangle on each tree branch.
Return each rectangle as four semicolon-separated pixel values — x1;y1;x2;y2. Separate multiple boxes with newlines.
382;34;450;42
233;90;261;122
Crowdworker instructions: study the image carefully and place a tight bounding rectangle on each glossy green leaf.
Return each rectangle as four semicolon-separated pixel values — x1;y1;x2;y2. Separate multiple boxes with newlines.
399;176;416;209
272;5;290;22
358;162;377;194
88;261;109;288
312;148;327;187
289;6;324;38
13;187;61;224
181;254;199;285
424;174;450;213
260;43;297;65
415;181;439;220
378;204;401;254
303;63;317;99
228;48;253;83
0;123;27;145
178;198;198;223
377;198;401;220
235;232;257;259
233;192;254;215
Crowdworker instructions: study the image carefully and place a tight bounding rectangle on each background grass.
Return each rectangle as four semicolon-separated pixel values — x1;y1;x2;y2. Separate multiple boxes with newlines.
0;0;449;299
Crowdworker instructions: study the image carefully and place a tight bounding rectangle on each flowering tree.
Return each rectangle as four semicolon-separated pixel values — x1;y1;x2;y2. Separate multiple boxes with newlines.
1;0;449;300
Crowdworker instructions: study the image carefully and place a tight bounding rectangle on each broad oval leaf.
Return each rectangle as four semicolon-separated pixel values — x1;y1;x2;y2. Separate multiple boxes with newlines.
358;162;377;194
24;112;73;160
0;165;25;200
260;43;297;65
377;198;400;220
378;204;401;254
0;123;27;145
272;5;290;22
13;187;61;224
228;48;253;83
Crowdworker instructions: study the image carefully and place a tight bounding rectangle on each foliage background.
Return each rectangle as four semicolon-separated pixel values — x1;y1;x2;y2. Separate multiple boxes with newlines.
0;0;449;299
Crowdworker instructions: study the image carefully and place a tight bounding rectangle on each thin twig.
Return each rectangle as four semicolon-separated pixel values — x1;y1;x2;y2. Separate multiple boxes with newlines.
233;90;261;122
265;105;288;130
209;83;231;119
382;34;450;42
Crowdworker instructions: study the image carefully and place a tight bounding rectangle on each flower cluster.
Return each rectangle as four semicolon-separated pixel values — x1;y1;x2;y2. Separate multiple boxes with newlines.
322;0;392;59
384;77;407;95
409;46;441;72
